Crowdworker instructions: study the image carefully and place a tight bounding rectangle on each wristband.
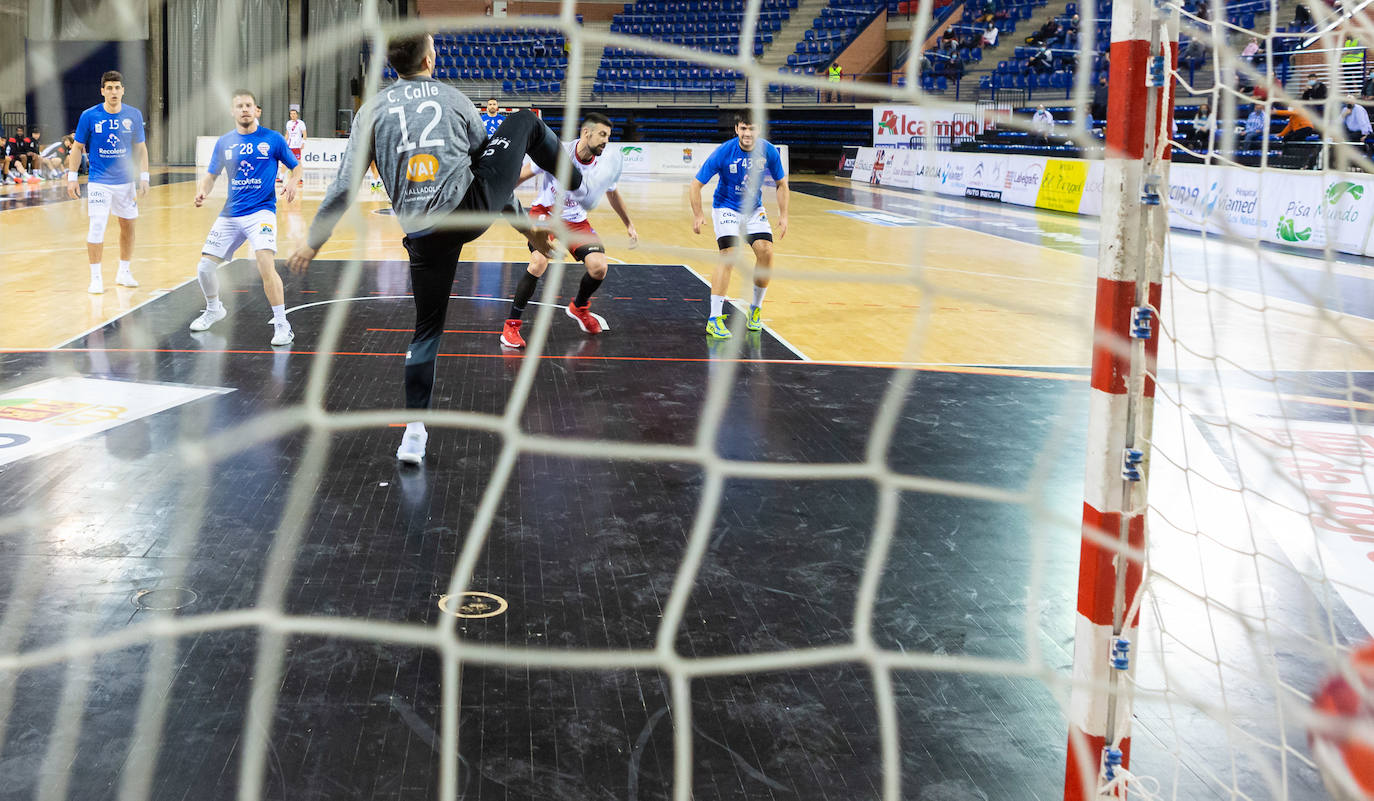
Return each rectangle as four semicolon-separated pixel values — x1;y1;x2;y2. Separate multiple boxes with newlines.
139;172;150;183
67;171;78;182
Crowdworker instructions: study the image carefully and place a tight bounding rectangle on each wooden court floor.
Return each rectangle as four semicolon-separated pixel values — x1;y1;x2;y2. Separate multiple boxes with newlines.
3;168;1373;376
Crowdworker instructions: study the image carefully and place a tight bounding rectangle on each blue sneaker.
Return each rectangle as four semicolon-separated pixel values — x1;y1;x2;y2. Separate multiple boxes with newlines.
705;315;731;338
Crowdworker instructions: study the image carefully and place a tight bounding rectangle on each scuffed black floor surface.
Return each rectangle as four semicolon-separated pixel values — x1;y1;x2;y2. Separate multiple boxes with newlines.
0;260;1334;801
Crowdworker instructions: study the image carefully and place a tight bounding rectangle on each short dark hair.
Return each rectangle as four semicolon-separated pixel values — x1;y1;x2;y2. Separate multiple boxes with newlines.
231;89;259;106
488;97;498;103
101;70;123;87
582;112;612;131
734;110;757;127
387;33;432;76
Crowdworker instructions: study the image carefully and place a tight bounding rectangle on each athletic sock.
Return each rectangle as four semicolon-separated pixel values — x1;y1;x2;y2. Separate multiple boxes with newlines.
710;295;726;318
271;304;287;324
574;273;603;307
508;270;540;320
196;257;221;306
752;285;768;308
90;264;101;279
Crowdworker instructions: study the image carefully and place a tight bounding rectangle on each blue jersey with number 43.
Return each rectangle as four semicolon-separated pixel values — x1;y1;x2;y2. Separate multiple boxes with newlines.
694;137;785;213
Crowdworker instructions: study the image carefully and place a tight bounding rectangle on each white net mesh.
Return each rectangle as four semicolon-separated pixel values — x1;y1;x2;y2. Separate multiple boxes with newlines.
2;0;1373;799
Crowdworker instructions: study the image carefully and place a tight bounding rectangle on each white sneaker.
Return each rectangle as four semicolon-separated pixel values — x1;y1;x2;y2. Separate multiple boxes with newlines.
396;428;427;464
87;276;104;294
189;306;227;332
115;269;138;288
270;321;294;346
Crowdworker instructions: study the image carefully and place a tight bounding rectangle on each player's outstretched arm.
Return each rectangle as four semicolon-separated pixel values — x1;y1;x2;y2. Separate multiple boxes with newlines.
193;172;217;207
689;179;706;234
606;189;638;247
291;112;375;273
775;177;789;240
65;143;85;199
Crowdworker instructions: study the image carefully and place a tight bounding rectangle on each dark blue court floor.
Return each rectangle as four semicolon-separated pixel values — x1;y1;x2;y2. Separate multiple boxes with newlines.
0;258;1359;801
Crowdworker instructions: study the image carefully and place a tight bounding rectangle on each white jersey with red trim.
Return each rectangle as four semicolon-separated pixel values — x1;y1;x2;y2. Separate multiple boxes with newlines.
285;119;307;148
529;140;622;223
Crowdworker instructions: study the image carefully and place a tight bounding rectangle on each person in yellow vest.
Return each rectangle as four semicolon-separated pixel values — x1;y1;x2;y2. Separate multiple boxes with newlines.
827;62;843;101
1343;35;1363;64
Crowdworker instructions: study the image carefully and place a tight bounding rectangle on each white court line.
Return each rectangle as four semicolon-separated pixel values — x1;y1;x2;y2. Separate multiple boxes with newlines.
53;274;207;349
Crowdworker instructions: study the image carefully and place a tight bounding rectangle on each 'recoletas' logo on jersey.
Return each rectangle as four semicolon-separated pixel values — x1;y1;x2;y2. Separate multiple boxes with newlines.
406;154;439;182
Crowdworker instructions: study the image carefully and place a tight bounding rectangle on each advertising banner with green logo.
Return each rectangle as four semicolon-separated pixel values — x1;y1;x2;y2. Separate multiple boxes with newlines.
840;147;1374;258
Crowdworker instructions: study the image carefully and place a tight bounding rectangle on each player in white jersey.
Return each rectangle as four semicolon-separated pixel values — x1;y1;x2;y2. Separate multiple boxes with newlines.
284;106;307;160
500;112;638;349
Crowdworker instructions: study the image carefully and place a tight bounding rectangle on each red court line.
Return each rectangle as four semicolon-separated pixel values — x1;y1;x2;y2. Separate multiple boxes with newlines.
0;346;1090;380
366;328;499;334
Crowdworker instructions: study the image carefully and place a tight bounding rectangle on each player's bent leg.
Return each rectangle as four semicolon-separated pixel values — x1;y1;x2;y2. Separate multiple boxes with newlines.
86;186;113;293
566;248;609;335
501;250;550;349
707;243;738;338
463;111;583;231
256;250;293;346
190;255;229;332
746;236;774;332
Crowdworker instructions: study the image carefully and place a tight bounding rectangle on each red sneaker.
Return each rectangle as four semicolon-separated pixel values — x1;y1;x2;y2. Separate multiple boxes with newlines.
565;301;608;335
500;319;526;348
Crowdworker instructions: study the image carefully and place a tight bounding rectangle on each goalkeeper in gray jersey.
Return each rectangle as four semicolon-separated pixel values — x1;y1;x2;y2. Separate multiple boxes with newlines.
288;31;581;464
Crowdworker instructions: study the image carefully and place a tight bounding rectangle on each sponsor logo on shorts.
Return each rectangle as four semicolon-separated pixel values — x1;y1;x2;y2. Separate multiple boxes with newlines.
406;154;439;182
259;223;274;235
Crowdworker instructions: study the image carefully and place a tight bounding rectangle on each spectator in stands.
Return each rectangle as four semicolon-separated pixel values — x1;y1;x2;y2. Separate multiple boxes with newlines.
827;61;843;101
1056;14;1079;46
1343;35;1363;64
1185;102;1216;151
1032;104;1055;145
532;38;547;58
982;25;998;47
1274;103;1317;142
941;27;960;48
1195;2;1209;22
1242;104;1267;148
1294;2;1311;27
1241;37;1260;64
1027;18;1059;46
1182;37;1207;69
1341;97;1372;153
1091;75;1109;124
1029;45;1054;74
1302;76;1328;101
975;0;997;24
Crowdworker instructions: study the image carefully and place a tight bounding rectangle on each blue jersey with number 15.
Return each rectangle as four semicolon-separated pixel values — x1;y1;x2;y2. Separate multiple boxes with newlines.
207;127;299;218
74;104;145;185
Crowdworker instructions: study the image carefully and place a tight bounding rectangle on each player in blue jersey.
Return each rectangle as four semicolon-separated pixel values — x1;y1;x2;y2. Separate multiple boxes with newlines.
187;90;302;346
67;70;151;295
689;111;789;339
480;98;505;138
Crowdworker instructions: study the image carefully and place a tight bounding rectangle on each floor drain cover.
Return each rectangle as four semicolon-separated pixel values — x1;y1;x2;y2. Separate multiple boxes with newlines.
132;587;200;611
